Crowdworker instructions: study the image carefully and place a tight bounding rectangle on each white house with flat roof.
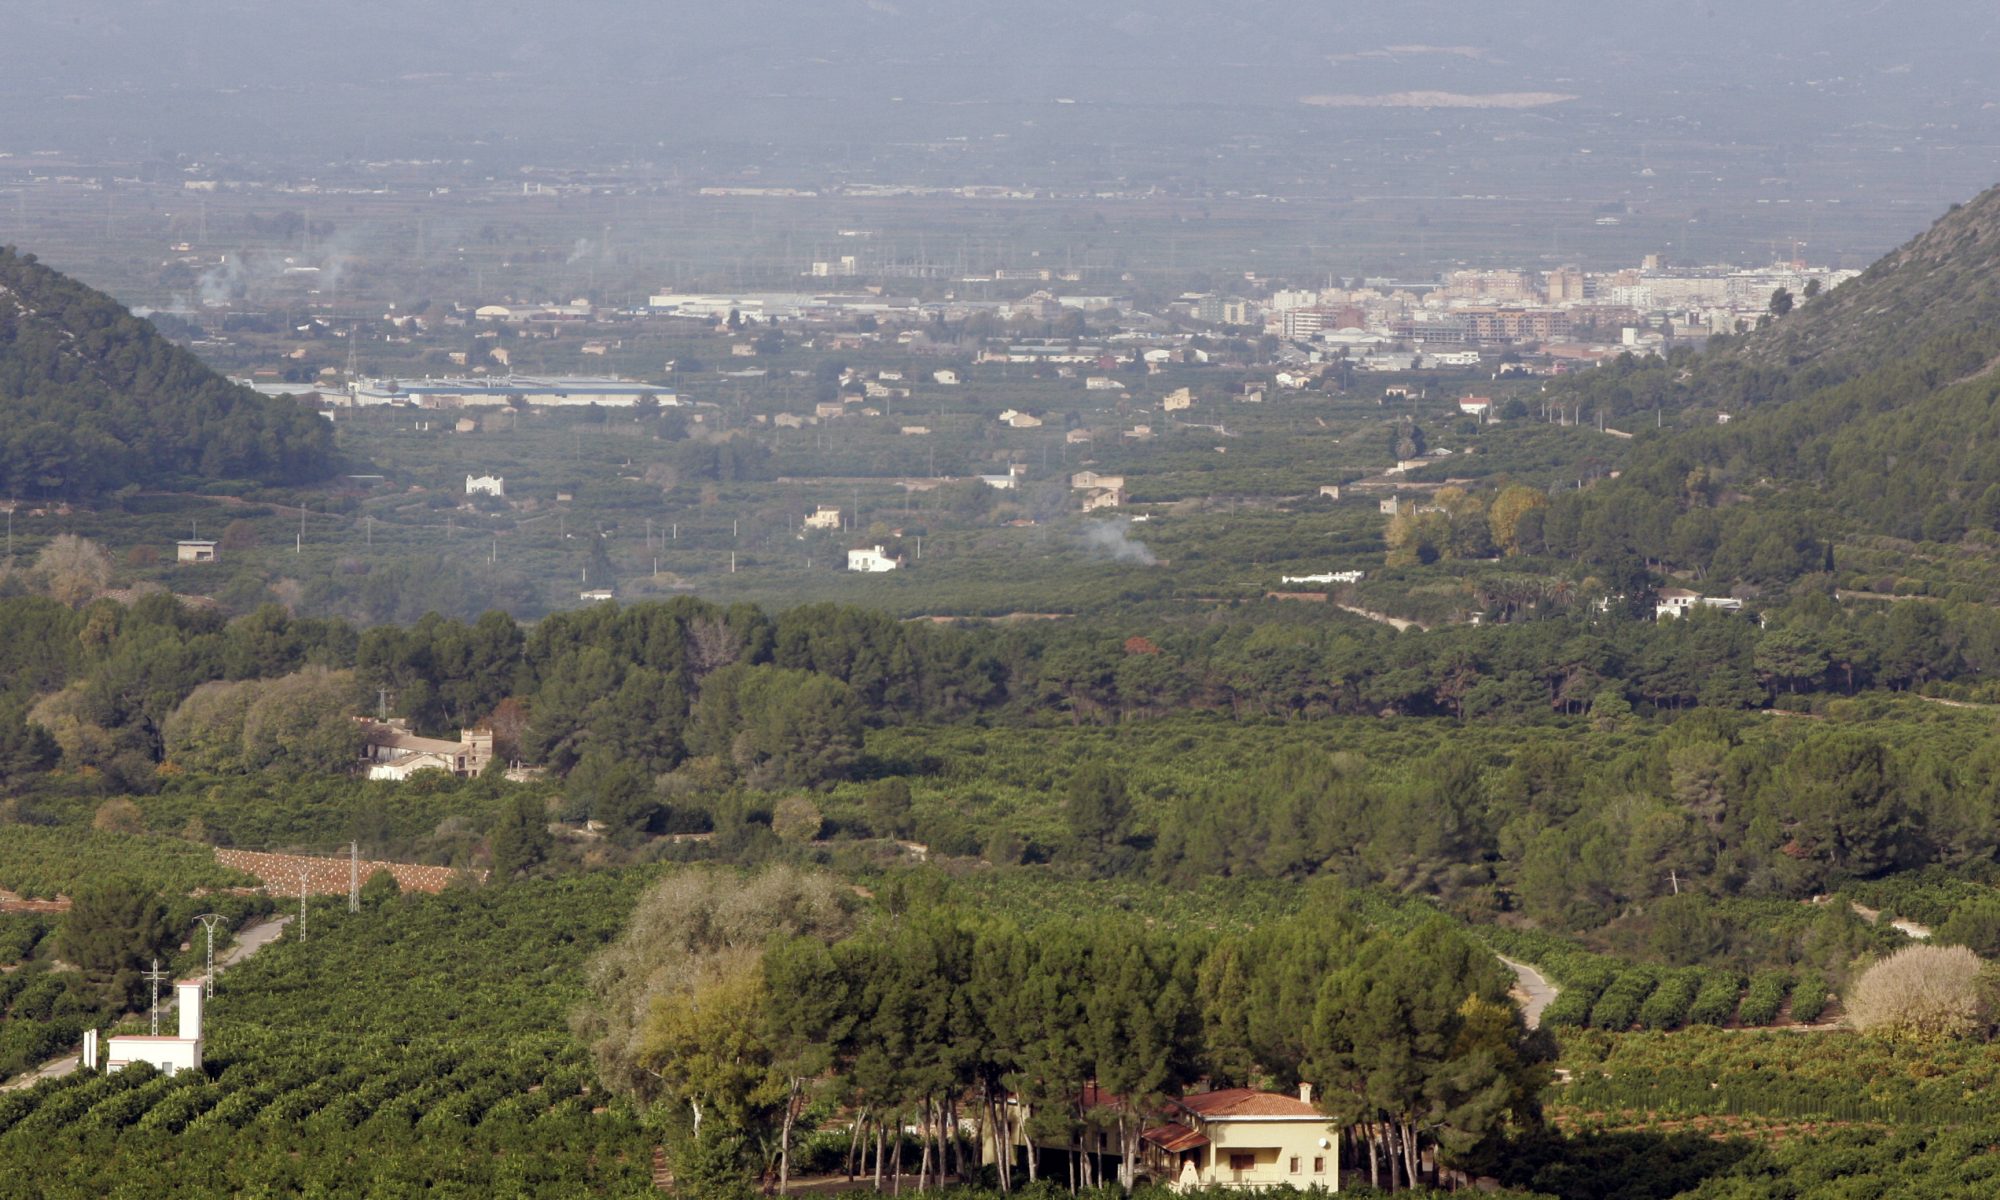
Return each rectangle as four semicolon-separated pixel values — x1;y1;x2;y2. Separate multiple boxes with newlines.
86;979;205;1076
848;545;902;572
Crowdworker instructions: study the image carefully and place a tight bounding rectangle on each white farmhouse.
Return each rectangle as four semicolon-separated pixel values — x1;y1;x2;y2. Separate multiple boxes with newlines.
87;979;206;1076
1655;588;1744;620
848;545;902;572
804;505;843;531
465;474;506;498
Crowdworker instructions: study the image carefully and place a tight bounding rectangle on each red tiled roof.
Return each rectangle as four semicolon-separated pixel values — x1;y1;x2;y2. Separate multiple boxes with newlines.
1172;1088;1321;1119
1142;1123;1211;1153
1068;1083;1321;1122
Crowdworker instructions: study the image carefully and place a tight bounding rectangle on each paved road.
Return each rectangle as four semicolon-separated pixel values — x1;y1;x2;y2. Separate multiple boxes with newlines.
1498;956;1558;1030
1337;604;1427;633
0;914;293;1092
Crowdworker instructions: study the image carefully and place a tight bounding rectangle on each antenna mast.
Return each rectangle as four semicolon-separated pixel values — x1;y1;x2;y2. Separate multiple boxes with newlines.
350;841;360;913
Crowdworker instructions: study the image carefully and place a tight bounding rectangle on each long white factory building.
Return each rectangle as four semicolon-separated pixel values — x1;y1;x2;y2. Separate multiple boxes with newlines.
341;375;676;409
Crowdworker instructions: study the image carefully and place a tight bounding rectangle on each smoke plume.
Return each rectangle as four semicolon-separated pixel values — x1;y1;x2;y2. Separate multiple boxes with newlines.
1078;518;1157;565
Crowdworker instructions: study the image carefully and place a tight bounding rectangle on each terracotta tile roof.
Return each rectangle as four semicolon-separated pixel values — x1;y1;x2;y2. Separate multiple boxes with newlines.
1142;1123;1211;1153
1172;1088;1321;1119
1068;1082;1322;1122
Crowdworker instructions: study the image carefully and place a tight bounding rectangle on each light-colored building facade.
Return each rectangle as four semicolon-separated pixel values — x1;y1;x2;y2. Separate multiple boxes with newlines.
358;721;495;779
176;540;218;563
990;1086;1338;1193
1072;471;1126;491
848;545;902;572
1655;588;1745;620
88;979;206;1076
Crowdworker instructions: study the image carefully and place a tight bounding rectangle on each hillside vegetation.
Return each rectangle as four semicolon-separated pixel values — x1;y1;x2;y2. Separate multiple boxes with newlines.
0;246;334;498
1518;180;2000;579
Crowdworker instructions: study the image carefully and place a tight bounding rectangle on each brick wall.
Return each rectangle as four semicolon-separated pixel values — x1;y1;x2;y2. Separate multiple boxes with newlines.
213;848;487;895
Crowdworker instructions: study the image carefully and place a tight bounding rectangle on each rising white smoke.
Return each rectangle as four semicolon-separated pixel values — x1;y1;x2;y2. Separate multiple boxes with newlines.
1078;518;1157;565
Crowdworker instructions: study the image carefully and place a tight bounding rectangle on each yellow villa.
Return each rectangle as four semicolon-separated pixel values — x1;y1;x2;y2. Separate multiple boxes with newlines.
990;1084;1340;1192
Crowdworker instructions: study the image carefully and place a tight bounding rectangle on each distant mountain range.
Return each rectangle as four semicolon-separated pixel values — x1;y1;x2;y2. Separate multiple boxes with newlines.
0;246;334;499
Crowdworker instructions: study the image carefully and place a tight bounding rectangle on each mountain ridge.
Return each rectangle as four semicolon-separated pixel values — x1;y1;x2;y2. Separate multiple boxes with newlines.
0;246;335;499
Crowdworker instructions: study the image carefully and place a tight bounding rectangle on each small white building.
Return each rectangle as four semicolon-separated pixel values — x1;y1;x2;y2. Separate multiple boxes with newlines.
88;979;205;1076
1655;588;1744;620
804;506;843;531
175;540;218;564
1082;487;1125;513
580;588;617;603
466;474;506;498
1280;570;1365;585
848;545;902;572
933;369;961;385
1162;387;1195;412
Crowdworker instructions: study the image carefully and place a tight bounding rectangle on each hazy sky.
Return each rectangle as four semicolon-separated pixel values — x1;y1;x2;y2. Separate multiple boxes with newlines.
4;1;1999;175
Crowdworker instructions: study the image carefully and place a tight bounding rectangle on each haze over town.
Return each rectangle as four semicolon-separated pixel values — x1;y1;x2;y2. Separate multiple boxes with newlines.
5;4;2000;1198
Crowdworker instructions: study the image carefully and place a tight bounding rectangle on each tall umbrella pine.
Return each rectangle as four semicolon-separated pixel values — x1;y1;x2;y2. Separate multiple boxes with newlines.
1084;933;1198;1188
763;938;852;1194
1305;921;1526;1191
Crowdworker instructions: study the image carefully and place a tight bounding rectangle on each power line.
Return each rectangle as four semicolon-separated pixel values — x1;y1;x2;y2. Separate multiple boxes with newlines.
142;958;170;1036
193;914;225;998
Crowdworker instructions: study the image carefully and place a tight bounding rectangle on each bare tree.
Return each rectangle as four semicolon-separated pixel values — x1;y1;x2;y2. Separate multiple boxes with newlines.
1845;944;1985;1041
686;615;740;680
35;534;112;606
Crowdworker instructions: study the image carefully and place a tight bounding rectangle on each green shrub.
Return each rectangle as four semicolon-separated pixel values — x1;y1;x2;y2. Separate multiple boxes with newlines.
1736;970;1792;1026
1638;969;1702;1030
1791;970;1831;1023
1588;968;1659;1031
1686;970;1746;1026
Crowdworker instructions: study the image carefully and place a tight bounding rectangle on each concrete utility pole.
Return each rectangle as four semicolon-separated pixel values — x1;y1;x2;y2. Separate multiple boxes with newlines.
143;959;169;1035
349;842;360;913
193;914;225;998
299;876;308;943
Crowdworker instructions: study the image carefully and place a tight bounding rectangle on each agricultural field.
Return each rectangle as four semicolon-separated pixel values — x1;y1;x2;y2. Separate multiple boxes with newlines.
0;872;655;1195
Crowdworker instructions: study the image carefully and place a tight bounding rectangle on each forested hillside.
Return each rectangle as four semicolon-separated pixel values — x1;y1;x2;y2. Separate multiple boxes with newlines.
1536;179;2000;557
0;246;334;497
